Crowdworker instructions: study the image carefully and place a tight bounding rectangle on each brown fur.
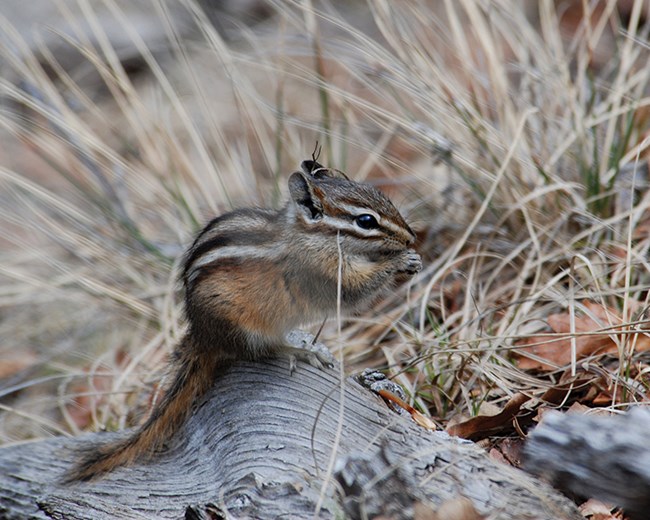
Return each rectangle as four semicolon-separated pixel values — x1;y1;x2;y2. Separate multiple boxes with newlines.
65;341;219;482
64;159;421;483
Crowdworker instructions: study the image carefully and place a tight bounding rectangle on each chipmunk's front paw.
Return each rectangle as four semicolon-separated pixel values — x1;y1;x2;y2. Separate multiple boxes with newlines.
398;249;422;275
279;331;336;373
279;346;335;374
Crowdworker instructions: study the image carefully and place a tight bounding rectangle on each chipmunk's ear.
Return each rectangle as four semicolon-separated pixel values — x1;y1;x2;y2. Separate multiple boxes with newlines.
289;171;323;220
301;159;349;181
300;160;326;176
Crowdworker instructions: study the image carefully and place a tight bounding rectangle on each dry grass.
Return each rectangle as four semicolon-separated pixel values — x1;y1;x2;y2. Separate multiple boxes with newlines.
0;0;649;452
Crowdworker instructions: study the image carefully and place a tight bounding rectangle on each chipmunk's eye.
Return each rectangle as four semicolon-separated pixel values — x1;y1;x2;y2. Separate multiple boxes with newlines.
355;214;379;230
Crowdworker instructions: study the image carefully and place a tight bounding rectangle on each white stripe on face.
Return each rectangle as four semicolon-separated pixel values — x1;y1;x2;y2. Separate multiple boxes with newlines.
330;203;408;237
298;212;385;237
336;203;381;222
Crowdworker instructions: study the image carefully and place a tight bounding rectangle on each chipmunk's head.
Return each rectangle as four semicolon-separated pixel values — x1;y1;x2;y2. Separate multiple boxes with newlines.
287;160;416;254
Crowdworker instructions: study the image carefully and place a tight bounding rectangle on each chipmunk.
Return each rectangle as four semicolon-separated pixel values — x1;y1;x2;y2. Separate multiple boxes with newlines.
66;159;422;482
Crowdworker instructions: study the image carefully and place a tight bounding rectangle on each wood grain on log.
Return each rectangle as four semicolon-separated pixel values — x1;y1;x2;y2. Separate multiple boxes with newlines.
525;408;650;520
1;348;582;519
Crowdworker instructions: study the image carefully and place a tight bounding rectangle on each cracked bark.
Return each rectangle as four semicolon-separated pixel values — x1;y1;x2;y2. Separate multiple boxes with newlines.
1;340;581;519
525;408;650;520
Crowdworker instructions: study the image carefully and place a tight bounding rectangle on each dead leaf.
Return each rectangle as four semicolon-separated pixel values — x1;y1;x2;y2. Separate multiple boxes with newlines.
498;437;525;467
579;498;619;520
538;373;597;406
565;401;592;414
514;301;650;371
66;373;111;430
0;349;38;379
488;448;509;465
415;497;484;520
446;393;530;440
448;374;598;441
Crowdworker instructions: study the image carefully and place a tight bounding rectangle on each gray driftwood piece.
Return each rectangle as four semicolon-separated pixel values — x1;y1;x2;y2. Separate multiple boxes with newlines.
525;408;650;520
1;341;581;519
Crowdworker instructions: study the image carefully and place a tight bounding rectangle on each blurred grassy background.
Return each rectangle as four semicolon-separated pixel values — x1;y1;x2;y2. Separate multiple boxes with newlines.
0;0;649;457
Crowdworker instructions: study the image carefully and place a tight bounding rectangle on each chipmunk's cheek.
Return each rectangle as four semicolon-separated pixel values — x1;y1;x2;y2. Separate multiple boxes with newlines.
346;255;381;278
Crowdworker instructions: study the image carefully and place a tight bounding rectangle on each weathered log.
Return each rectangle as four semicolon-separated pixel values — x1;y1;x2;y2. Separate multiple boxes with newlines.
525;408;650;520
0;337;581;519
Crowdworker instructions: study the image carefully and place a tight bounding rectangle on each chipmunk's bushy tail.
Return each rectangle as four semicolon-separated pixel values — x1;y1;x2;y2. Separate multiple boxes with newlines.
64;346;218;483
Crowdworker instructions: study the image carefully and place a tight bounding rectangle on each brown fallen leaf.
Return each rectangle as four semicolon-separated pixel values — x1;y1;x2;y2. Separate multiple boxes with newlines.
565;401;592;414
448;374;598;441
514;300;650;371
414;497;484;520
446;392;530;440
66;373;113;431
488;447;510;466
0;349;38;379
578;498;621;520
538;372;598;407
497;437;525;467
